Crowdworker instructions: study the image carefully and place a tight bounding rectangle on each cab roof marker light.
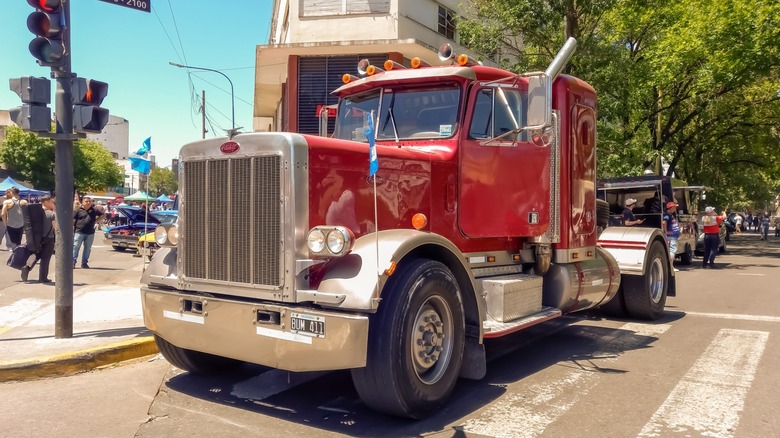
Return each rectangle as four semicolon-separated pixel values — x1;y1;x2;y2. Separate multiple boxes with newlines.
365;65;384;76
411;57;430;69
457;54;478;66
342;74;360;84
384;60;405;71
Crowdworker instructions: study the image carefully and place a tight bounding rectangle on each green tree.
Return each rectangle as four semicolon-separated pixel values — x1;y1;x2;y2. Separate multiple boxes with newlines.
148;167;178;197
0;125;124;193
458;0;780;207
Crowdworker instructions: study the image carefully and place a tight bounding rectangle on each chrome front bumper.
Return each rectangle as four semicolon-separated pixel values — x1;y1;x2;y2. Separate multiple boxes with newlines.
141;286;369;371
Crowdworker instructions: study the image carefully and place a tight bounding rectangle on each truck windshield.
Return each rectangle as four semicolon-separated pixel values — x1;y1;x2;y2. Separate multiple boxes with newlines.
334;86;461;142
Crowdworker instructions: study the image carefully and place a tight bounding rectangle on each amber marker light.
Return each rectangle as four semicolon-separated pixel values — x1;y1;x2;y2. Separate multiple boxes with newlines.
411;213;428;230
513;254;522;261
410;57;430;69
342;74;359;84
457;54;478;66
384;260;398;276
487;256;496;263
384;60;405;70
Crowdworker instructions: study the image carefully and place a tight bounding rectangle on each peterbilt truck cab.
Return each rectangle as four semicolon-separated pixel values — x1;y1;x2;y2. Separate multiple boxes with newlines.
141;38;674;418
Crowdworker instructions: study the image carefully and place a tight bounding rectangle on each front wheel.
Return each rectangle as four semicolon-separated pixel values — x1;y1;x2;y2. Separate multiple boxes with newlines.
623;241;669;320
351;259;465;419
112;245;127;252
154;334;243;375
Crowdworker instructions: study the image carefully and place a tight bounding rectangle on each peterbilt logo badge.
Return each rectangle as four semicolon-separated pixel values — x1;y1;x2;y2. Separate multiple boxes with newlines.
220;141;240;154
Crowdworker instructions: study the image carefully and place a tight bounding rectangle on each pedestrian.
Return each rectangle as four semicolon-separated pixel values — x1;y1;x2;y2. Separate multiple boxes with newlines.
21;195;56;283
760;212;770;240
1;187;28;250
73;196;103;268
622;198;645;226
701;206;724;269
734;213;743;234
774;216;780;239
663;201;681;261
746;212;753;232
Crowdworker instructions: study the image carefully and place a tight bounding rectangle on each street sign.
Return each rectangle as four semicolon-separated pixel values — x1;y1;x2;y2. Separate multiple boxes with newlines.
97;0;151;13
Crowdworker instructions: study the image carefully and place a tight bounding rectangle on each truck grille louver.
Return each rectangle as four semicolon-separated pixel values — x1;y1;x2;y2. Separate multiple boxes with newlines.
182;156;282;287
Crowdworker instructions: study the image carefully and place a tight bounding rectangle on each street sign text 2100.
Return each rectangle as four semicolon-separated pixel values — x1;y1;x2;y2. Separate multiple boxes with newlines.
98;0;151;13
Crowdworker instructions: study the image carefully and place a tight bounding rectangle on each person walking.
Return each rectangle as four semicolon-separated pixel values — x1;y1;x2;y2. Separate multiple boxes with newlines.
21;195;56;283
622;198;645;226
73;196;102;268
701;206;724;269
662;201;681;261
2;187;28;250
760;212;770;240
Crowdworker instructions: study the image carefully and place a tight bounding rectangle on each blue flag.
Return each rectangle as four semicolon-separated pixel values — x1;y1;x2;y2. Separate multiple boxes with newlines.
365;113;378;176
130;157;150;175
135;137;151;156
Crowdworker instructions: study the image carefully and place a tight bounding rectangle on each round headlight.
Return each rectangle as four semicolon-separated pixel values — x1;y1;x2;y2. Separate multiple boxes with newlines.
154;226;168;245
167;224;179;246
307;229;326;253
327;229;347;254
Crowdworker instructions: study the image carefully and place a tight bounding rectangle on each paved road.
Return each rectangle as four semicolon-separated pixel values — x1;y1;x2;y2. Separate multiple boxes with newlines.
2;233;778;437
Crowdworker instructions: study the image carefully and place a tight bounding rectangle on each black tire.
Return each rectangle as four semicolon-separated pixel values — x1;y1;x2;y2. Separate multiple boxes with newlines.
623;241;669;320
154;334;243;375
113;246;127;252
719;242;726;253
596;199;610;229
599;285;627;317
679;243;693;265
351;259;465;419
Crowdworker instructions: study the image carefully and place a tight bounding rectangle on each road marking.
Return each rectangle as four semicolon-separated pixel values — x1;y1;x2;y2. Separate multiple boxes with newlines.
685;311;780;323
638;329;768;438
463;322;670;438
736;273;766;276
0;298;49;327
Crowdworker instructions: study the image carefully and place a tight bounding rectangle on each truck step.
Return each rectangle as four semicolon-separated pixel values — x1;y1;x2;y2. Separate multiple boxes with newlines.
479;274;543;322
483;307;562;338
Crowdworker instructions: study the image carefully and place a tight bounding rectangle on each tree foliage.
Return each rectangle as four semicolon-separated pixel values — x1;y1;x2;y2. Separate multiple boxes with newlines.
148;167;178;197
0;125;124;193
459;0;780;209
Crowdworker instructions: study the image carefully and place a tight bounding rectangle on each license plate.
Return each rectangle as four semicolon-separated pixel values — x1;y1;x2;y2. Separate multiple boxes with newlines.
290;313;325;338
139;247;151;256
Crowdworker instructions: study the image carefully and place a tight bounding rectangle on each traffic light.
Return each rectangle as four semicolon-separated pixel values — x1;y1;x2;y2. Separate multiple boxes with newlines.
26;0;66;68
72;78;109;133
9;76;52;132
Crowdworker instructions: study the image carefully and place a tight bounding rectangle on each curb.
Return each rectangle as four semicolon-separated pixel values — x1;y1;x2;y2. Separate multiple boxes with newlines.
0;336;159;382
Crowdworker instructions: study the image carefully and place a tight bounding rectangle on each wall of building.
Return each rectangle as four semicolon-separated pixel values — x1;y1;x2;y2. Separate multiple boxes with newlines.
288;0;397;42
87;115;130;159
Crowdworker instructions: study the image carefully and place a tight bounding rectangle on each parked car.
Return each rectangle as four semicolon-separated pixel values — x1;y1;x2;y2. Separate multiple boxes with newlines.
694;220;727;256
103;207;160;251
138;210;178;259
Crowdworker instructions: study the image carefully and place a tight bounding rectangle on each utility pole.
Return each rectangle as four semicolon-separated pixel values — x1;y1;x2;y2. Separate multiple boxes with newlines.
202;90;206;139
53;0;75;338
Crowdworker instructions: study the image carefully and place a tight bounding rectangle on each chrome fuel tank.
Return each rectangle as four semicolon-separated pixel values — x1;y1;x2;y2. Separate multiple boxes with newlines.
542;246;620;313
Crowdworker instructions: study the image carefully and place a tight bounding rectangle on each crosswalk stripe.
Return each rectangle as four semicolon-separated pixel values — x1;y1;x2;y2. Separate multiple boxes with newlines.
638;329;769;438
685;311;780;323
0;298;49;327
463;322;671;438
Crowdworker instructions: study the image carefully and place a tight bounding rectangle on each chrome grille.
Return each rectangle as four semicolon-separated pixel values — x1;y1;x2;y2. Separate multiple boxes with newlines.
182;156;282;287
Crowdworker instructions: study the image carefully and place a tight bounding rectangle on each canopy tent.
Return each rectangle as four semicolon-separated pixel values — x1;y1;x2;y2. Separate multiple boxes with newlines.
124;190;155;202
156;194;174;203
0;177;49;201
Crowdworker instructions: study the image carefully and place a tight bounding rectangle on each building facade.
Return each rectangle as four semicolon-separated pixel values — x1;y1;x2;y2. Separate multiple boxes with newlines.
255;0;490;134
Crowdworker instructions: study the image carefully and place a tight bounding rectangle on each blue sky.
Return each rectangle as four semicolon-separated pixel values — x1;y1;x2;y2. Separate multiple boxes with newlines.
0;1;273;166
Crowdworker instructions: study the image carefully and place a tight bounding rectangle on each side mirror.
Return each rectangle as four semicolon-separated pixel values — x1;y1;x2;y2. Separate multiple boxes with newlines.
527;74;550;128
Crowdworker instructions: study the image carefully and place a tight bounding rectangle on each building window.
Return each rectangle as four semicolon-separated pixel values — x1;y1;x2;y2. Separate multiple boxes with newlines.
437;5;456;40
301;0;390;17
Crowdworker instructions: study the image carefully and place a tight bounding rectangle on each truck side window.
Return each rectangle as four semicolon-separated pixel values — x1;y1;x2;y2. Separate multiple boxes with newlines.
469;87;528;141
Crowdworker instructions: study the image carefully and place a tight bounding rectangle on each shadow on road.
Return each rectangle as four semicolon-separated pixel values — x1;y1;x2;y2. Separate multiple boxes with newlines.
159;315;671;436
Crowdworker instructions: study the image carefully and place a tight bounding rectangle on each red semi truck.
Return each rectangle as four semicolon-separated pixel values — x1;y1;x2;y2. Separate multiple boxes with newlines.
142;38;675;418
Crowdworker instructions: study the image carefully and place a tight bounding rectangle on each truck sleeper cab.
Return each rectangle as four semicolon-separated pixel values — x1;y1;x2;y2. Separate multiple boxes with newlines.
141;39;674;419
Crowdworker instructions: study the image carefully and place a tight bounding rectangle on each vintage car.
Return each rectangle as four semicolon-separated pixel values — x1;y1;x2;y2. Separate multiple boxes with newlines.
138;210;178;258
103;206;160;251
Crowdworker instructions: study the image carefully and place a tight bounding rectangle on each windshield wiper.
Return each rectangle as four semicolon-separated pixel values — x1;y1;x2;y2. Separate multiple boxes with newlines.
388;107;400;146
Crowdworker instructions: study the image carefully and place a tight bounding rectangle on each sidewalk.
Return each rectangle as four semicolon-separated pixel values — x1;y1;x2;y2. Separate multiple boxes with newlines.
0;279;158;382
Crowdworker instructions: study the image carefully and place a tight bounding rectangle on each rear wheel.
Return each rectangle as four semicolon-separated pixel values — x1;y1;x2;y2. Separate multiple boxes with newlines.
623;241;668;320
351;259;465;419
154;334;243;375
599;285;627;318
719;241;726;253
679;243;693;265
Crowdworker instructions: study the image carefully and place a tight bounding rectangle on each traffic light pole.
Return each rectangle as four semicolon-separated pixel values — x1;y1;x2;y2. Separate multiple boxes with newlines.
53;0;74;339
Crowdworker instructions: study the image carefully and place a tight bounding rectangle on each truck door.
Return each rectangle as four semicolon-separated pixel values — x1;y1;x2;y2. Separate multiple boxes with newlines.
459;85;551;237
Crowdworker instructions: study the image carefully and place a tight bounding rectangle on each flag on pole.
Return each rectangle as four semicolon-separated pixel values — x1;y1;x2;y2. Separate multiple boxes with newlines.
130;136;151;175
365;112;378;176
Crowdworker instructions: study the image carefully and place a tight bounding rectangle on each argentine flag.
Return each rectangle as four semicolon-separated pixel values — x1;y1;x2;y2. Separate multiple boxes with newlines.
365;113;378;176
129;136;151;174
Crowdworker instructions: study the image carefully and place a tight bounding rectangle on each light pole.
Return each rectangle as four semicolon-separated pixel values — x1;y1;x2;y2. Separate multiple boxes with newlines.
169;62;240;136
